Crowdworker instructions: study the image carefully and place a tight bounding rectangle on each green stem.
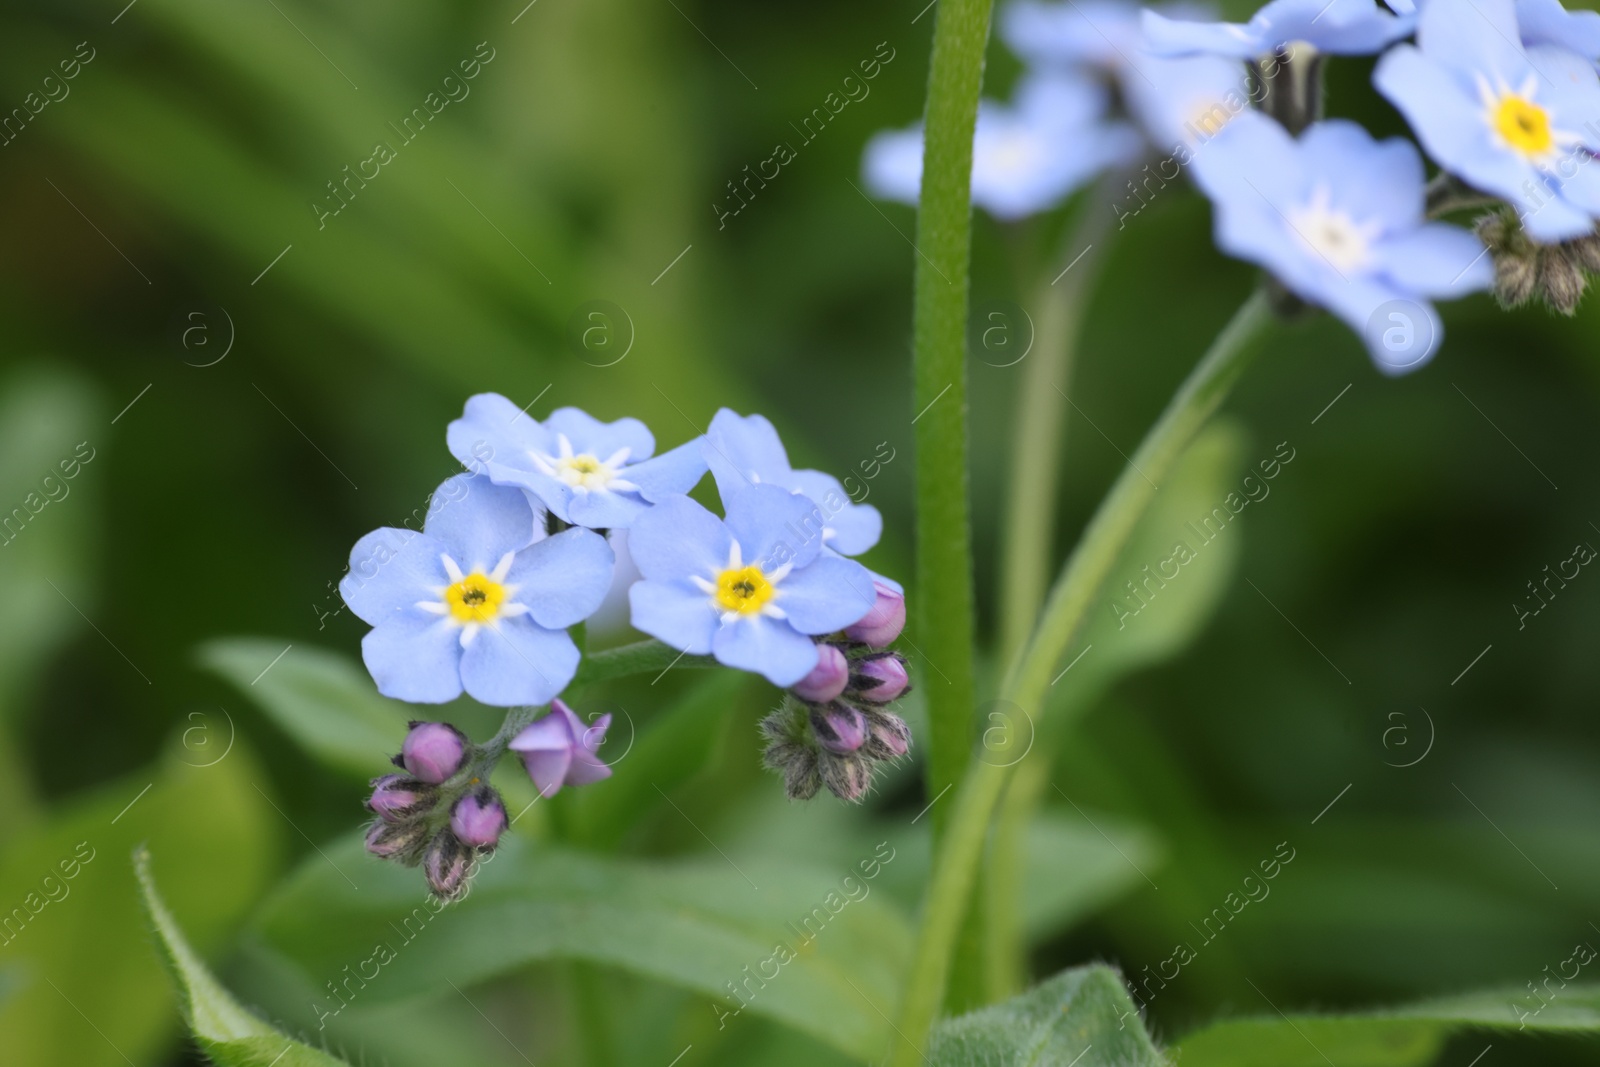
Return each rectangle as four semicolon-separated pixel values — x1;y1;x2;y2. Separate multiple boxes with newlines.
912;0;994;845
570;639;715;687
886;289;1275;1065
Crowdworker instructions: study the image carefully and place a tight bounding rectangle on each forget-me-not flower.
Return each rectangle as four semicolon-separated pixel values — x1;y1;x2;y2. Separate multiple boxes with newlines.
340;473;614;705
1124;53;1257;152
1192;112;1493;372
1375;0;1600;242
1142;0;1413;59
863;72;1143;220
627;485;877;686
447;394;707;530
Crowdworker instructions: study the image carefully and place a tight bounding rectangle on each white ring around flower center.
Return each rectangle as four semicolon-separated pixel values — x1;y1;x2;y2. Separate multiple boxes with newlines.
1288;184;1381;275
689;540;794;624
531;433;641;494
416;551;531;648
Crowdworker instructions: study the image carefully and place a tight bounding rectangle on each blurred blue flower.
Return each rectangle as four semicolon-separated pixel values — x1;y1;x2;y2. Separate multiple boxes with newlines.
1192;113;1492;372
340;473;615;706
1376;0;1600;241
447;393;707;529
627;486;877;686
862;73;1143;220
1002;0;1150;70
1142;0;1413;59
1517;0;1600;58
1375;0;1600;242
1123;52;1256;152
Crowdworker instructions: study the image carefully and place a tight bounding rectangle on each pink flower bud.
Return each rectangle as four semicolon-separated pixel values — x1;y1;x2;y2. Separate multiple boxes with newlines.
365;819;430;863
862;709;911;759
792;644;849;703
402;722;467;784
367;774;437;823
810;702;867;755
450;788;508;849
423;830;473;901
851;654;909;704
844;582;905;647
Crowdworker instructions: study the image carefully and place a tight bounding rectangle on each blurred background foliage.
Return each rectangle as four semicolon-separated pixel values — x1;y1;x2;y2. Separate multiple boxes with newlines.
2;0;1599;1063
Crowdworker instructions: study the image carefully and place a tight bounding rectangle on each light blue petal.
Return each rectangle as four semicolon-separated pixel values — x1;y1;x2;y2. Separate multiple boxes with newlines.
1531;45;1600;142
1298;122;1426;234
1376;224;1494;296
505;527;615;629
627;493;732;582
544;407;656;461
565;488;650;530
340;528;449;624
1416;0;1525;74
1353;293;1446;375
459;619;579;706
1518;188;1598;242
862;127;924;209
362;614;463;704
422;474;541;572
625;436;709;502
1518;0;1600;57
712;616;821;687
1123;54;1254;151
787;469;883;556
724;484;828;572
1002;0;1144;68
774;556;878;635
704;409;791;500
446;392;551;477
1142;8;1265;57
628;580;719;654
1191;111;1302;207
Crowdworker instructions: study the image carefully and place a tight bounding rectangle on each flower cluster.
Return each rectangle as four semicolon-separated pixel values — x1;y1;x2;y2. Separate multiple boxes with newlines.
340;399;916;895
364;722;507;901
864;0;1600;369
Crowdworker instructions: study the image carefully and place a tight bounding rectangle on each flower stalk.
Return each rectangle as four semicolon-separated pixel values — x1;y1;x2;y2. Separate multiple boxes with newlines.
912;0;995;844
888;288;1275;1065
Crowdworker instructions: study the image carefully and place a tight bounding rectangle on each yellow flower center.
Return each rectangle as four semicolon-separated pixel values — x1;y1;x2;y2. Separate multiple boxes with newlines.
1495;96;1552;157
715;565;775;615
445;572;507;623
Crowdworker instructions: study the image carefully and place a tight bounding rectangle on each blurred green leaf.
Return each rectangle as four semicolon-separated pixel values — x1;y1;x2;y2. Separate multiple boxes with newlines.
569;669;748;846
198;638;406;779
925;964;1164;1066
0;365;101;707
137;847;350;1067
1176;983;1600;1067
245;833;912;1061
0;740;280;1066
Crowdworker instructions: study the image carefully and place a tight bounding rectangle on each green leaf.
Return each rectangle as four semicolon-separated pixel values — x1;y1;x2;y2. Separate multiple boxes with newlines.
244;834;913;1061
1175;983;1600;1067
568;670;748;846
925;964;1165;1066
0;740;280;1066
1069;418;1249;701
137;847;350;1066
198;638;408;779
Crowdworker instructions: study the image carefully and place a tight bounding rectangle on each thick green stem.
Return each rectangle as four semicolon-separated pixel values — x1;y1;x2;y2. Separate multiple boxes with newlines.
886;289;1275;1065
912;0;994;846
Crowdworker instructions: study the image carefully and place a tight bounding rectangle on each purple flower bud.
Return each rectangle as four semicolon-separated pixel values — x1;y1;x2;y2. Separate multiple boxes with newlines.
423;830;473;902
450;788;507;850
850;654;910;704
862;709;911;760
402;722;468;784
809;702;867;755
367;774;438;823
508;699;613;798
792;644;849;703
844;582;905;647
365;819;430;864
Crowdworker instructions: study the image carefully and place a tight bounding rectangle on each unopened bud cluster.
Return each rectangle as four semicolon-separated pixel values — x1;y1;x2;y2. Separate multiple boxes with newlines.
1475;211;1600;316
365;721;506;902
762;582;914;802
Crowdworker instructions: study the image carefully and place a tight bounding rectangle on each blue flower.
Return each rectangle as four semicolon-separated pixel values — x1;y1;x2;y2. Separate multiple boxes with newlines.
1375;0;1600;242
1517;0;1600;59
1192;113;1493;372
340;473;615;706
1001;0;1150;70
1142;0;1413;59
626;485;877;686
863;73;1143;220
1123;53;1256;152
703;408;884;557
447;394;708;530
